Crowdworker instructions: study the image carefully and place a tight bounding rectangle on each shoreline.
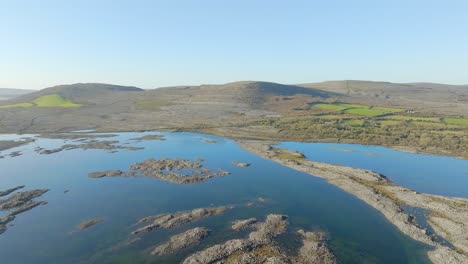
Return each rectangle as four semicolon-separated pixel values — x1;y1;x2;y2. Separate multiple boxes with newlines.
237;140;468;264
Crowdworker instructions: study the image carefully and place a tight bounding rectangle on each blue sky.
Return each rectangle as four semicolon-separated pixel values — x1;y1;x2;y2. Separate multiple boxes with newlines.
1;0;467;89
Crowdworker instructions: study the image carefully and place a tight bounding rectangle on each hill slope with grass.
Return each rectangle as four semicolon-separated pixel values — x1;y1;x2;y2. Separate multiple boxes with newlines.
0;80;466;158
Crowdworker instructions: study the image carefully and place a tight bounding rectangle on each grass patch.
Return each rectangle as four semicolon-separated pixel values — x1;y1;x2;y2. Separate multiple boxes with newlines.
412;121;447;128
0;102;34;109
344;106;402;117
135;100;172;111
310;102;402;117
0;94;81;109
274;149;305;162
310;103;349;111
378;120;402;126
385;115;441;122
33;94;81;107
346;119;364;126
443;118;468;126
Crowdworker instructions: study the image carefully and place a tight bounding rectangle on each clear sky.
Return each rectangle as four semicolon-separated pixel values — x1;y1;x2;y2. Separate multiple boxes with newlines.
1;0;467;89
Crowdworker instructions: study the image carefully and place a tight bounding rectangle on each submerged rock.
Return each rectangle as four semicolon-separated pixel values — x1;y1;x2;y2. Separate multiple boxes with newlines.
77;218;104;230
132;206;232;234
89;158;230;184
233;161;251;167
151;227;210;256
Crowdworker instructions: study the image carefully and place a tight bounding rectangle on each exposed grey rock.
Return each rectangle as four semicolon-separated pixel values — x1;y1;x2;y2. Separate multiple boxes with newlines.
38;140;143;154
90;158;230;184
249;215;288;244
151;227;210;256
0;189;48;210
88;170;124;178
8;201;47;216
132;206;232;234
295;230;336;264
184;239;255;264
0;185;25;197
0;187;48;235
232;218;257;231
183;214;288;264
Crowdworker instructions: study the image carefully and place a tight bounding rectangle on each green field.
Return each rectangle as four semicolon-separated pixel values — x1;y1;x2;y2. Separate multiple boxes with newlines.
443;118;468;126
311;102;402;117
33;94;81;107
0;102;34;109
0;94;81;108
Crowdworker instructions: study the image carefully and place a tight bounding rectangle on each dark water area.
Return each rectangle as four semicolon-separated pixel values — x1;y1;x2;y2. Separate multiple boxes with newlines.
0;132;431;263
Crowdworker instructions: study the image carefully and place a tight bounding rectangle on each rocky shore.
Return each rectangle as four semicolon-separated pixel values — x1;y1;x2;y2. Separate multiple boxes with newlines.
89;158;230;184
238;140;468;264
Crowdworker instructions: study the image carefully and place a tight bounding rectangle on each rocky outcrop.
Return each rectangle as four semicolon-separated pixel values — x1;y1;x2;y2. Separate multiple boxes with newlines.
37;140;143;154
151;227;210;256
132;206;232;234
0;189;48;210
0;185;25;197
88;170;124;178
232;218;257;231
183;214;288;264
0;187;48;235
295;230;336;264
89;158;230;184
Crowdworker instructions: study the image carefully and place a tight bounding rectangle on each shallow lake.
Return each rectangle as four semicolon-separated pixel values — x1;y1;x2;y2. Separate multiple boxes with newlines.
278;142;468;198
0;132;433;263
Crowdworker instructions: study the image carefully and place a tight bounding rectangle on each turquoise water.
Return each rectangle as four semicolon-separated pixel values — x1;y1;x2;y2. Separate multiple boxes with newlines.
0;132;431;263
278;142;468;198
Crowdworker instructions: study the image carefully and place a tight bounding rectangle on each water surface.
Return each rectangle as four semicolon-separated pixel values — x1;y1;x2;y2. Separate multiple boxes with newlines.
0;132;431;263
279;142;468;198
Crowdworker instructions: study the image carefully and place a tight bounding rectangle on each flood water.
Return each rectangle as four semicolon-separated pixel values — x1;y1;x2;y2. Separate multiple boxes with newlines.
0;132;433;263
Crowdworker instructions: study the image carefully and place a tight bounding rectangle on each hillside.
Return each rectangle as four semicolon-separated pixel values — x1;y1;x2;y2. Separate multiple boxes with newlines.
0;80;466;158
0;88;35;100
298;80;468;115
